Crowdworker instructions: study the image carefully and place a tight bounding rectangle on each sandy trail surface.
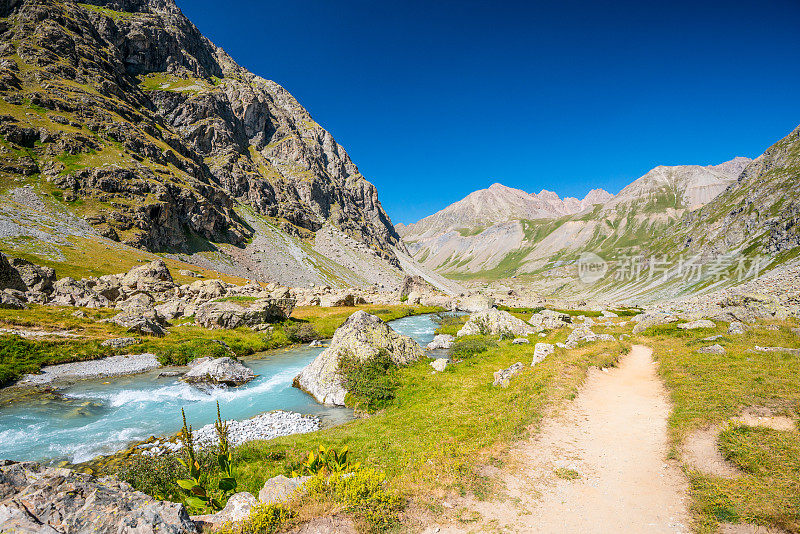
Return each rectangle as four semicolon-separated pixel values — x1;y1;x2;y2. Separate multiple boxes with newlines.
428;344;690;534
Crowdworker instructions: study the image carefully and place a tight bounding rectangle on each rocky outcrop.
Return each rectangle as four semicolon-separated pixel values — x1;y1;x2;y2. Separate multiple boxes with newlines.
194;298;295;329
532;343;554;365
182;357;255;386
426;334;454;350
677;320;716;330
0;461;196;533
493;362;524;387
457;308;535;337
294;311;424;405
528;309;571;331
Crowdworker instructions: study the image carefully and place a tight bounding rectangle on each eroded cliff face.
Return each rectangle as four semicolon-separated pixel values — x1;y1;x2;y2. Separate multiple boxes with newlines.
0;0;401;260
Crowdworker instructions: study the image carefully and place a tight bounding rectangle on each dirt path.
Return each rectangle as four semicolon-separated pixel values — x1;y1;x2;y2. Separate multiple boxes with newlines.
429;345;690;533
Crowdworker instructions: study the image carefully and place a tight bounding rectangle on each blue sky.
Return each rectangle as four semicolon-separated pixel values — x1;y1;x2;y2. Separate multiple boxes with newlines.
180;0;800;225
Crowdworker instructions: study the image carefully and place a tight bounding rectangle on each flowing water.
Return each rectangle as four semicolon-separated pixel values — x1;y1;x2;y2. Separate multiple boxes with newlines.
0;313;441;463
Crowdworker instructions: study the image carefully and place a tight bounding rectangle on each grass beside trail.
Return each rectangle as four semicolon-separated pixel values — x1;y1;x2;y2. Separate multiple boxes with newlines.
0;304;440;386
201;334;627;512
640;321;800;533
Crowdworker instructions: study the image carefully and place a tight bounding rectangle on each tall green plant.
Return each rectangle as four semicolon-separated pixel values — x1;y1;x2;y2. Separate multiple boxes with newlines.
175;402;238;512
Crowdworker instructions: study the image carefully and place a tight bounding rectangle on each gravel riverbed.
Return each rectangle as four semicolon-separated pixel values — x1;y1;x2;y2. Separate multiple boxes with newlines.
18;353;161;385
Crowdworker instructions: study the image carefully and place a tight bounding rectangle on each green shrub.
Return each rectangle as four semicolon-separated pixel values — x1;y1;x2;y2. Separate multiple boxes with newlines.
292;445;360;477
304;469;403;531
215;503;295;534
116;453;185;501
337;350;399;412
284;323;319;344
0;335;110;386
154;340;229;365
449;336;497;360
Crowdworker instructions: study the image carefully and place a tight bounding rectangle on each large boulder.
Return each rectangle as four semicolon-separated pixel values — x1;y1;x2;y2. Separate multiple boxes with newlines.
182;357;255;386
0;253;26;292
188;279;230;302
194;298;295;329
50;277;111;308
192;492;257;529
112;312;166;337
9;257;55;293
528;309;571;331
294;311;424;405
400;275;433;299
457;308;535;337
0;461;196;533
532;343;554;365
258;475;310;505
121;259;175;293
565;327;597;348
426;334;454;350
0;290;25;310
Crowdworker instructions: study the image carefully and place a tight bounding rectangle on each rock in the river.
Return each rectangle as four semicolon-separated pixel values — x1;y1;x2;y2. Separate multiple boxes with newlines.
528;309;571;331
0;461;195;533
258;475;311;505
493;362;524;387
457;308;535;337
728;321;749;335
677;320;716;330
427;334;454;350
430;358;448;372
182;357;255;386
294;311;424;405
697;344;726;354
195;298;295;329
532;343;554;365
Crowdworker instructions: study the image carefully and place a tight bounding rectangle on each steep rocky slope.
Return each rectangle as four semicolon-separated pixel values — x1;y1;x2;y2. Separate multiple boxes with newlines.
0;0;414;287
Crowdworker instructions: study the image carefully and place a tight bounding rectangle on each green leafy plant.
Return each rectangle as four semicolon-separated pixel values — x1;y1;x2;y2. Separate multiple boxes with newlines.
449;336;497;360
337;350;399;411
292;445;360;477
175;402;238;512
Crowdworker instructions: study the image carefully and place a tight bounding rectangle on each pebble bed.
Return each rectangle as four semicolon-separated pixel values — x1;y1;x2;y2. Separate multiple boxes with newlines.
138;410;321;457
18;353;161;385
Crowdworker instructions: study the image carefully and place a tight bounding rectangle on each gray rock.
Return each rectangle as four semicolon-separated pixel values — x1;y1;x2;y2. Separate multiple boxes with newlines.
101;337;139;348
430;358;448;372
112;312;166;337
182;357;255;386
493;362;524;387
752;345;800;354
457;308;535;337
121;259;175;293
632;313;678;334
0;290;25;309
601;310;618;318
728;321;749;335
9;257;55;293
194;298;295;329
295;311;424;405
456;294;495;312
512;337;530;344
258;475;310;505
0;252;27;292
702;335;724;342
598;333;615;341
677;320;716;330
532;343;554;365
566;327;597;346
697;344;726;354
426;334;454;350
528;309;571;331
0;461;195;533
193;492;257;528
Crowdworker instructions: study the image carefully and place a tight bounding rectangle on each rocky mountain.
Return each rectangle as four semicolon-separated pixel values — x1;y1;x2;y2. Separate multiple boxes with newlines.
0;0;427;289
400;155;756;284
397;184;612;239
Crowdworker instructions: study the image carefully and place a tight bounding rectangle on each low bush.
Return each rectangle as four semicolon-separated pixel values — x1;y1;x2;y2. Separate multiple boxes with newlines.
154;340;229;366
0;335;111;386
449;336;497;360
304;469;403;531
284;323;319;343
215;503;295;534
338;350;399;412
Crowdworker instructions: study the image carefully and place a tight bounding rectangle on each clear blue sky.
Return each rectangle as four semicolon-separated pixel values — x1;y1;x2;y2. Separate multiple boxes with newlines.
179;0;800;225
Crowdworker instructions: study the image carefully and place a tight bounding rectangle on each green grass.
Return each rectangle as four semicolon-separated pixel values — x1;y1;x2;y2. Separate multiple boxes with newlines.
641;321;800;533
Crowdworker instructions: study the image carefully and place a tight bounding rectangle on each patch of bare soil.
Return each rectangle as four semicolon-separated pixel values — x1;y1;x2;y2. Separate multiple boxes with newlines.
420;345;690;533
